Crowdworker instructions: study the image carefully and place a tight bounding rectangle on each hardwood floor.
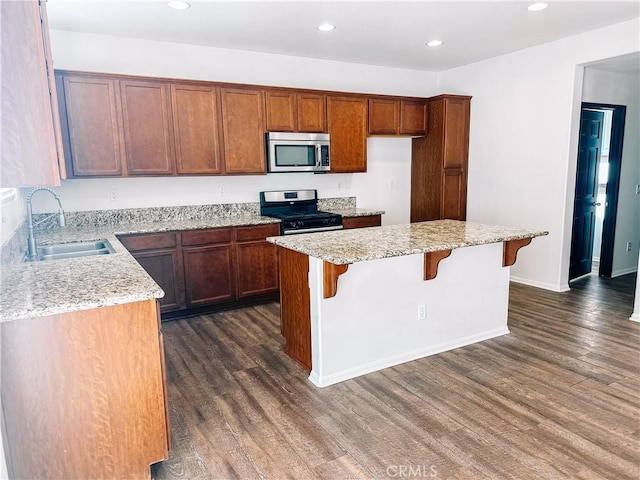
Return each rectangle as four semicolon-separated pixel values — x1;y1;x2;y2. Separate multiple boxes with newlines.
153;274;639;480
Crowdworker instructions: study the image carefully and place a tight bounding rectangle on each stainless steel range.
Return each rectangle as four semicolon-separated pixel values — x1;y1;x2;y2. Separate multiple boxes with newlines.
260;190;343;235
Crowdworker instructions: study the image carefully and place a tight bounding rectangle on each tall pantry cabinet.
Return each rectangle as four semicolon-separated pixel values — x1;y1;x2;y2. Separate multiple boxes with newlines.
410;95;471;222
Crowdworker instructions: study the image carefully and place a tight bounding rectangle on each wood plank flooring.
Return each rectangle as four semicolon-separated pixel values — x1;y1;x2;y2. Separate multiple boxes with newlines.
152;274;639;479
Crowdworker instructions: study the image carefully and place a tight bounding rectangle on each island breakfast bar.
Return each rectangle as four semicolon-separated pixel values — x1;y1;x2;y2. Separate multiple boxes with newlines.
267;220;548;387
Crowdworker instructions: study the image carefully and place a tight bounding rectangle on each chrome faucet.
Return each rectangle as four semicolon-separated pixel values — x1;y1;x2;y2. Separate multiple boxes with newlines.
26;187;66;261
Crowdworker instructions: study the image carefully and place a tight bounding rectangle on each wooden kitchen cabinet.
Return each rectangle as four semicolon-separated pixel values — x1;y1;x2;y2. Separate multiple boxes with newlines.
368;98;427;136
327;96;368;173
1;299;169;479
182;228;236;306
411;95;471;222
120;79;175;175
368;98;399;135
221;87;266;174
236;224;280;297
265;90;327;133
171;84;223;174
119;233;186;313
1;0;63;187
342;214;382;229
399;100;427;135
57;74;124;176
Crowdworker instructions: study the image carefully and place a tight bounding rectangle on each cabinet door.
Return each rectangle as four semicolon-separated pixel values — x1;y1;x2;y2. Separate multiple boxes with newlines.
442;97;470;169
120;80;175;175
297;93;326;132
1;0;61;187
342;215;382;229
400;100;427;136
327;96;368;173
133;249;186;313
60;75;124;176
171;84;222;175
265;91;296;132
368;99;399;135
236;224;280;297
221;88;266;174
442;168;466;220
183;244;236;306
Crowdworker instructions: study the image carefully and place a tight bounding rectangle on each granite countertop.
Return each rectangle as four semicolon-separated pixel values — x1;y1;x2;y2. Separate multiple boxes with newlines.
267;219;549;265
0;205;384;323
0;214;278;323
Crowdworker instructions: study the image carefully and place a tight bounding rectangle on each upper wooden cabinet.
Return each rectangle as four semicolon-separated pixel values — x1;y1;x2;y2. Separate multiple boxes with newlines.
368;98;427;136
411;95;471;222
400;100;427;136
171;84;222;175
58;74;124;176
1;0;63;187
221;88;266;174
265;90;327;133
327;96;368;173
120;80;175;175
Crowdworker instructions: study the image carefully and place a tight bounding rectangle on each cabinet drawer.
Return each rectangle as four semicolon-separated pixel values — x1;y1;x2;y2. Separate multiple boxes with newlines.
342;215;382;229
236;224;280;242
120;233;177;252
181;228;233;246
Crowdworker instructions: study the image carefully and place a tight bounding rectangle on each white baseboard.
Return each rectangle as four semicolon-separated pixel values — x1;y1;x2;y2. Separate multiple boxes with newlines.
510;276;570;292
308;326;510;388
612;267;638;278
630;312;640;323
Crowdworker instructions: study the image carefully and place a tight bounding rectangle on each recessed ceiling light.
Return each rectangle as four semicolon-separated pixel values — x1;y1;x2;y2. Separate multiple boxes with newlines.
426;40;444;47
168;1;190;10
317;23;336;32
527;2;549;11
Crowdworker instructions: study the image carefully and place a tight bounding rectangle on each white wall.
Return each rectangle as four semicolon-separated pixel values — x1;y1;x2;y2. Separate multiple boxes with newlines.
437;19;639;291
632;259;640;322
31;31;435;225
582;68;640;277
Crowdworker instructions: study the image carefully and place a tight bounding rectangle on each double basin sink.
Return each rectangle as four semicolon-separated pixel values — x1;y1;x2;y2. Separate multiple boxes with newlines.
27;240;115;262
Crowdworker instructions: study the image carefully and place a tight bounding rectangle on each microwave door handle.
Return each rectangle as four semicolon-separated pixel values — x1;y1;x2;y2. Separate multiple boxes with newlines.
316;144;321;167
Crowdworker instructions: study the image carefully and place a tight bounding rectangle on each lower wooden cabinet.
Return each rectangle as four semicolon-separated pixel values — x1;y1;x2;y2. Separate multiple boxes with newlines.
1;299;168;479
342;214;381;229
236;224;280;298
118;223;279;316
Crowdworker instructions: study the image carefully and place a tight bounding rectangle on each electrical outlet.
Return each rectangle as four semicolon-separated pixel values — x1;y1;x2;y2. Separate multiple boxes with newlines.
390;180;396;190
636;184;640;195
109;189;118;202
418;304;427;320
626;242;632;252
219;186;226;196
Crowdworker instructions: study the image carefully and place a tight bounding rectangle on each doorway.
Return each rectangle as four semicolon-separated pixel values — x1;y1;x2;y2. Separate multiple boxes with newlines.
569;102;626;281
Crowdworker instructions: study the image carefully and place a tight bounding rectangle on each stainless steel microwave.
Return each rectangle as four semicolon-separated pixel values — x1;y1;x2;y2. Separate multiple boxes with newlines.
266;132;330;173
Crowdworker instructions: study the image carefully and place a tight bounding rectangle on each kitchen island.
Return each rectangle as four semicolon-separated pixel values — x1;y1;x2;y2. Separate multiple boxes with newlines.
267;220;548;387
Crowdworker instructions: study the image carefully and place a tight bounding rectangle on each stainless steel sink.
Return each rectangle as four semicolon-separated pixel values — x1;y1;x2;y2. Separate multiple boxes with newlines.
26;240;115;262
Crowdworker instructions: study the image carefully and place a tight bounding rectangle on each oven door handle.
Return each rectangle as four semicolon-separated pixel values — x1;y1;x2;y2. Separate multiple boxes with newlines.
283;225;343;235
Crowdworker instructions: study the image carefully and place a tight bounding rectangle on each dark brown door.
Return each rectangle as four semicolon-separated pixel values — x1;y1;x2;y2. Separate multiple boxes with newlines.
120;80;175;175
133;249;185;312
220;88;266;174
570;109;604;280
265;90;296;132
236;241;279;297
171;84;222;175
60;75;124;177
297;93;326;132
183;244;236;306
400;100;427;135
368;98;399;135
327;96;367;173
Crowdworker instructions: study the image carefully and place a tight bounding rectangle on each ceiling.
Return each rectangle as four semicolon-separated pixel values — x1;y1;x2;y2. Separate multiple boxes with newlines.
46;0;640;72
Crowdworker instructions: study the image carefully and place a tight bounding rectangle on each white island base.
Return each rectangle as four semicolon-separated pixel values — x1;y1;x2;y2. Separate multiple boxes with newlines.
306;242;510;387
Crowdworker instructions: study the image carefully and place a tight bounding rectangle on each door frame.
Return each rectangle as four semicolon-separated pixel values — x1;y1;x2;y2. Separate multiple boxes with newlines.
580;102;626;278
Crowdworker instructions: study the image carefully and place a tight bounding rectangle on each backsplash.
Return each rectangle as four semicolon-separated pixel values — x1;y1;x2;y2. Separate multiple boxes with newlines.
1;197;357;264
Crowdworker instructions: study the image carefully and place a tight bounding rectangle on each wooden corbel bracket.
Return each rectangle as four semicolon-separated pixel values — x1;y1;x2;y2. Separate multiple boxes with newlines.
503;238;532;267
324;261;349;299
424;249;452;280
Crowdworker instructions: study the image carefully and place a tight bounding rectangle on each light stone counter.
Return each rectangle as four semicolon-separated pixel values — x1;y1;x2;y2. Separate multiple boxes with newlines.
0;214;278;322
267;219;548;265
323;207;385;218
